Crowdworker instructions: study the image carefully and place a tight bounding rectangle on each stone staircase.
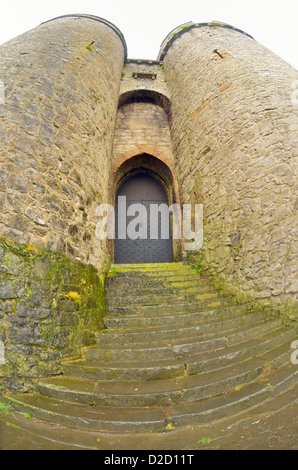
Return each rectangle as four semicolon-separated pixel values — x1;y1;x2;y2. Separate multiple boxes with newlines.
1;263;297;450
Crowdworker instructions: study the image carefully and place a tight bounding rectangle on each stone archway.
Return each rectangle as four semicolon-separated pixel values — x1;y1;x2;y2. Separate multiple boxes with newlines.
109;152;181;263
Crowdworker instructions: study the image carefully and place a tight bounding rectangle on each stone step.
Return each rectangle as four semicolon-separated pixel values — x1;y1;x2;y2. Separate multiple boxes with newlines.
96;317;282;347
2;373;297;450
105;301;250;321
97;316;283;363
108;274;207;285
111;263;186;272
6;393;168;433
104;303;250;327
0;412;99;450
106;296;237;316
63;330;296;382
103;307;268;329
108;268;203;279
187;331;297;375
190;385;298;451
97;331;224;356
6;364;297;435
63;357;186;381
34;349;289;408
106;275;212;290
106;279;215;295
106;290;222;307
86;324;297;367
168;364;298;427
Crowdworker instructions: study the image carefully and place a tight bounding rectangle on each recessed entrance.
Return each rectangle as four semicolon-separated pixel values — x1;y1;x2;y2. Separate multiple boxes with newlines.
114;170;174;264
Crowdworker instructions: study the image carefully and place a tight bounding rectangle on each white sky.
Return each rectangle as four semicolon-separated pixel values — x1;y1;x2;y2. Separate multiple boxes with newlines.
0;0;297;69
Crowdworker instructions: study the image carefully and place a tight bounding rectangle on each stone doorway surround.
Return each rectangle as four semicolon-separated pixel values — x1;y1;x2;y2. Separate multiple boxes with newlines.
109;152;181;263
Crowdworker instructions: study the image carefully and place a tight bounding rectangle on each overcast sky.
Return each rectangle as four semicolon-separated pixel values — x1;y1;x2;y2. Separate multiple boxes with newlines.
0;0;297;69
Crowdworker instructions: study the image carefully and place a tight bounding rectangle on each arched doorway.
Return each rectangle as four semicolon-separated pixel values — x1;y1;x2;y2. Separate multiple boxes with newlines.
114;169;174;264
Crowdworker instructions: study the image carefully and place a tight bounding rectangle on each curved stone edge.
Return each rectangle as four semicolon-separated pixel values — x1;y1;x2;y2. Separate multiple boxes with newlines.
158;21;254;61
41;13;128;63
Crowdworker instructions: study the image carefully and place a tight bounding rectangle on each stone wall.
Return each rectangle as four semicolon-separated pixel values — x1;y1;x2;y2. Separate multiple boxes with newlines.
0;15;125;269
0;15;125;390
160;24;298;316
112;101;174;166
120;60;170;100
113;59;174;167
0;238;105;391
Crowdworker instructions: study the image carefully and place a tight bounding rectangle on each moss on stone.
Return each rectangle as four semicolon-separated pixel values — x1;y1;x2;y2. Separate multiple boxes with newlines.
0;237;107;392
65;291;82;304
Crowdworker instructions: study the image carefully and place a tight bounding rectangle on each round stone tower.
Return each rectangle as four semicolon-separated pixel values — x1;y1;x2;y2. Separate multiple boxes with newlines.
0;15;127;387
0;14;126;268
158;22;298;314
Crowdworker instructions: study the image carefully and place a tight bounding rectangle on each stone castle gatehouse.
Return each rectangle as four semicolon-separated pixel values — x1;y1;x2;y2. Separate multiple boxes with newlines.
0;14;297;450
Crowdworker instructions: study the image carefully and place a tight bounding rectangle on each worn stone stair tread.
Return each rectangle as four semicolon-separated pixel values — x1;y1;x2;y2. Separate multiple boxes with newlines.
168;365;298;424
107;287;219;297
186;328;297;366
6;394;168;430
111;262;184;268
2;395;297;452
90;325;292;357
103;309;275;332
110;263;192;273
89;323;289;359
6;366;297;436
110;271;208;280
2;378;297;451
108;270;209;280
64;328;296;379
107;294;222;308
106;301;247;318
105;302;250;320
107;296;236;313
256;335;298;362
36;357;268;399
96;318;282;349
107;283;217;297
164;327;297;373
0;414;94;450
62;359;186;380
107;276;214;288
64;357;185;370
105;304;256;322
110;268;202;275
86;338;222;357
5;366;297;443
101;310;275;336
34;377;183;407
103;306;253;327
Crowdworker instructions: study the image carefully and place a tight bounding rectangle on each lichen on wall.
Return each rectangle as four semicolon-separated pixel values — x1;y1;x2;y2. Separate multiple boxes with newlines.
0;238;106;391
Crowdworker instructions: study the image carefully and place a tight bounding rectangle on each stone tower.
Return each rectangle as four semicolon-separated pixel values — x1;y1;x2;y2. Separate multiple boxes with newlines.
0;15;297;389
157;22;298;313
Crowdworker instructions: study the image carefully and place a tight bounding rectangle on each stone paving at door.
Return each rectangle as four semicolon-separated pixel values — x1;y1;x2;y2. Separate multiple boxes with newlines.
0;263;297;450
